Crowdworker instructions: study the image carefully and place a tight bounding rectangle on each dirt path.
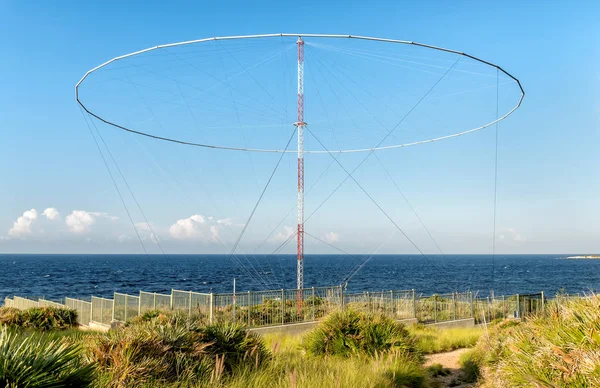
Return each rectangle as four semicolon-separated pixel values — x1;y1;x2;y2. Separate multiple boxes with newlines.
425;348;475;387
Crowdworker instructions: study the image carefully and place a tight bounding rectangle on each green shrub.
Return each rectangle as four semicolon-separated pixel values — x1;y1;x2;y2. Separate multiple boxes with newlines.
458;350;480;383
474;295;600;387
0;326;94;387
86;316;269;387
0;307;77;331
0;307;23;327
303;309;419;358
426;363;451;377
201;322;269;371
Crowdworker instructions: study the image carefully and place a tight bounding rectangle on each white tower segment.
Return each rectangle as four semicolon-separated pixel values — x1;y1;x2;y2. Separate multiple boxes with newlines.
295;37;306;290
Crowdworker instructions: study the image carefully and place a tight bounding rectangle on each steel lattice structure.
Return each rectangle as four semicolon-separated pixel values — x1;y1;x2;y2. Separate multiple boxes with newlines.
295;37;306;290
76;33;524;292
76;33;524;154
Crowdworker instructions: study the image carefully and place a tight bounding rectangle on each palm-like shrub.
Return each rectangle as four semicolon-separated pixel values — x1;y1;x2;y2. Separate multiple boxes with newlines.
303;309;419;358
0;326;94;387
86;315;269;387
474;295;600;387
0;307;77;331
0;308;23;327
201;322;269;371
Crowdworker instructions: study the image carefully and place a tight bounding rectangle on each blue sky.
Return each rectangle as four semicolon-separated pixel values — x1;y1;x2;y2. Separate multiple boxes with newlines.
0;0;598;254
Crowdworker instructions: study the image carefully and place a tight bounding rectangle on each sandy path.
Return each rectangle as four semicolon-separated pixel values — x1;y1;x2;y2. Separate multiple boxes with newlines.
425;348;474;387
425;348;470;369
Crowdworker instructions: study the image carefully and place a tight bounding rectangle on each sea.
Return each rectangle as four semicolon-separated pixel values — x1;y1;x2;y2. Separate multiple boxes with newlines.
0;254;598;301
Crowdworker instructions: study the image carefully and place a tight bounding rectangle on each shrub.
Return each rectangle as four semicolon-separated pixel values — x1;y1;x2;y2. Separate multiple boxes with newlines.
0;307;77;331
426;363;451;377
0;307;23;327
474;295;600;387
201;322;269;371
303;309;419;358
86;316;269;387
458;350;480;383
0;326;94;387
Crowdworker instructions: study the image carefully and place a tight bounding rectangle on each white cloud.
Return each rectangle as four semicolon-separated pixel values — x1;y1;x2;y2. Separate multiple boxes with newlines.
8;209;38;238
42;207;60;220
117;234;131;243
498;228;525;243
169;214;228;242
324;231;340;243
65;210;117;234
272;226;294;242
133;222;161;244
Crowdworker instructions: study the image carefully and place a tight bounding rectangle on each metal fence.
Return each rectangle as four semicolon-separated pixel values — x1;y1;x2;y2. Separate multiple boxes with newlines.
13;296;41;310
345;290;415;320
113;293;140;322
139;291;171;313
65;297;92;326
39;299;67;309
2;287;548;329
91;296;114;326
212;286;344;327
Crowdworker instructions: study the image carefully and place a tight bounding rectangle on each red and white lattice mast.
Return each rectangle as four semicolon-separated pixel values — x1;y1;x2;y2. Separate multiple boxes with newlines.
295;37;306;290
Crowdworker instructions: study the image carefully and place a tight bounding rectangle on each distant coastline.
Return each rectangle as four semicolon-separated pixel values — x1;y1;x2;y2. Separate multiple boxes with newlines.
566;255;600;259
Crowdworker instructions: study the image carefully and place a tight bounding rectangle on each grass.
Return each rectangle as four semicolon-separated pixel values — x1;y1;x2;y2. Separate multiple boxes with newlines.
471;294;600;387
410;325;482;354
1;306;488;388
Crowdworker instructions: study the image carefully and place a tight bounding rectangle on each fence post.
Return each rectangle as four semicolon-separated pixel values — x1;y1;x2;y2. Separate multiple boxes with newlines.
153;293;157;310
281;289;285;326
541;291;545;311
124;295;128;322
89;298;94;324
170;289;174;311
209;293;214;324
233;278;236;323
248;291;251;326
112;294;115;323
433;295;437;323
486;296;491;322
412;289;417;319
516;294;520;318
188;291;192;317
138;291;142;316
470;292;474;318
452;293;456;321
312;287;315;321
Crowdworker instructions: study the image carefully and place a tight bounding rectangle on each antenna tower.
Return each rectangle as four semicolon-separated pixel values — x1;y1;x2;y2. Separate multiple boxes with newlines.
295;37;306;290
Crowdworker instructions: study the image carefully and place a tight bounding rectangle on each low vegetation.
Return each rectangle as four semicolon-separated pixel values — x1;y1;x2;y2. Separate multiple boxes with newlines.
6;297;598;388
470;294;600;387
0;326;95;387
0;306;77;330
410;325;482;354
303;309;420;358
88;312;269;387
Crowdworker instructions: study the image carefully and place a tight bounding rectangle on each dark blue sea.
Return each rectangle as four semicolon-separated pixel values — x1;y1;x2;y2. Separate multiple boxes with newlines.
1;254;598;301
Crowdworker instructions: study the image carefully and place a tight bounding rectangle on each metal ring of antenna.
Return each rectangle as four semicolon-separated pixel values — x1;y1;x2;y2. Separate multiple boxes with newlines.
76;33;524;154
